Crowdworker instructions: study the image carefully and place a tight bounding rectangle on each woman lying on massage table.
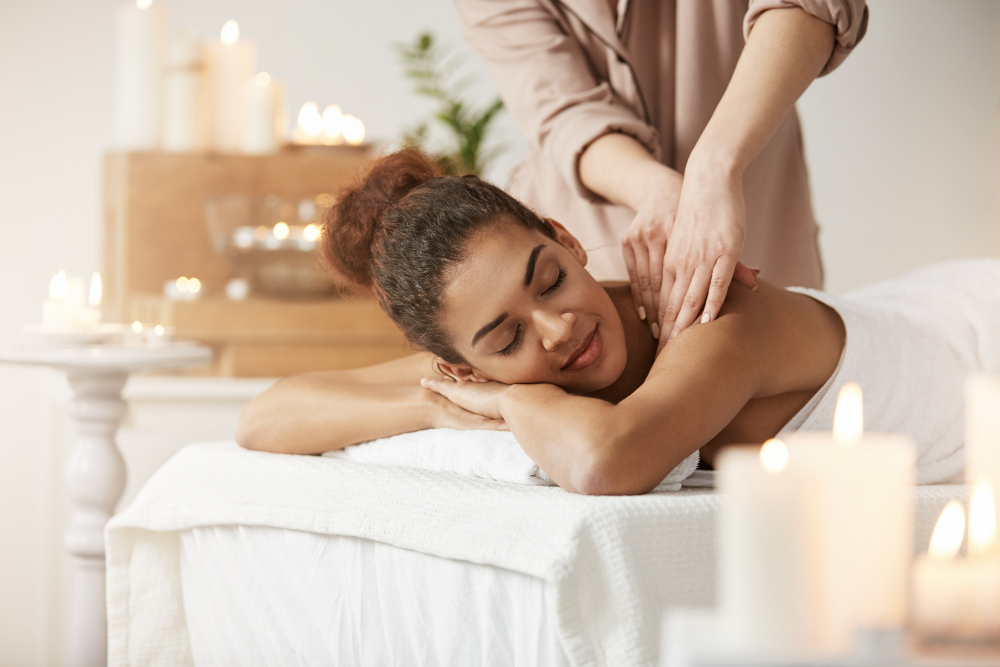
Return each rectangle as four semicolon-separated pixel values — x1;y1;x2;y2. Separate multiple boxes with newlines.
237;149;1000;494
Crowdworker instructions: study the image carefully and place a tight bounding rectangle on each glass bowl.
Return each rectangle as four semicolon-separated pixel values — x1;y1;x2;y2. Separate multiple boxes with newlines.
205;194;338;298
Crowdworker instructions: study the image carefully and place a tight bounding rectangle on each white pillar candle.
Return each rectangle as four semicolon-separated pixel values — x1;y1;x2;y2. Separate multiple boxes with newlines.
162;31;208;152
912;488;1000;640
113;0;169;150
204;20;256;153
718;439;823;654
784;383;917;651
42;271;101;330
242;72;278;154
966;373;1000;499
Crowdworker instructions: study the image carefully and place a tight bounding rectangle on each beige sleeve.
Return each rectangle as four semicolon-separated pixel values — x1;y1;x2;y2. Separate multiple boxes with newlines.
453;0;660;201
744;0;869;76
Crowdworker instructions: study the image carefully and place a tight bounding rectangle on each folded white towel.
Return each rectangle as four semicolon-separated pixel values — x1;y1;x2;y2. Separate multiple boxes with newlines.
323;428;699;492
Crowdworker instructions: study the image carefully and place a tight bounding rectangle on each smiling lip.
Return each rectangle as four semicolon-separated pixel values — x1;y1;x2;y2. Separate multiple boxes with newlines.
562;326;602;371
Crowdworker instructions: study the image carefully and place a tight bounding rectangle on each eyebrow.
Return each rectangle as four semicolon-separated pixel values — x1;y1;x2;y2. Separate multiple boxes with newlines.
471;244;547;348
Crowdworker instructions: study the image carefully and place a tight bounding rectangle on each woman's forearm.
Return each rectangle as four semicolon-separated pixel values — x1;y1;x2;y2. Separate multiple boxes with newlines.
578;132;682;211
691;7;836;177
236;374;434;455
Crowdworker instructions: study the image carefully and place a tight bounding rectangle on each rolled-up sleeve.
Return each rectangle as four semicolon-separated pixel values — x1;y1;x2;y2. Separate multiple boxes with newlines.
744;0;869;76
454;0;659;200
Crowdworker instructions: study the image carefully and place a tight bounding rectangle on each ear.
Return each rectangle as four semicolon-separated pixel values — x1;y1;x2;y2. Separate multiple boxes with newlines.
435;359;492;383
547;218;588;268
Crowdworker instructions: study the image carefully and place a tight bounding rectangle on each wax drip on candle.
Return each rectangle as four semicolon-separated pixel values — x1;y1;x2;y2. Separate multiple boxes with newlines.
833;382;863;444
221;20;240;45
968;479;998;558
929;501;965;560
759;438;789;473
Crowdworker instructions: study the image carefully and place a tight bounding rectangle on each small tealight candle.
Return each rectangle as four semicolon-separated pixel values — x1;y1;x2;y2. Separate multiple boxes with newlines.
912;482;1000;641
163;276;203;301
144;323;175;347
42;270;102;330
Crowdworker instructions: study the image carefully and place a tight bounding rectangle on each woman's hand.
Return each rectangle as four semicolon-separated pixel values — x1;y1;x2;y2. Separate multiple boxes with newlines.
654;159;746;353
421;378;510;426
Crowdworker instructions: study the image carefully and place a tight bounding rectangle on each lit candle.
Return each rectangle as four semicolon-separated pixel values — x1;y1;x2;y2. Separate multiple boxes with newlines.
113;0;169;149
163;276;203;301
718;439;822;653
204;20;257;152
341;114;366;146
242;71;284;154
41;270;101;330
912;482;1000;640
785;383;917;651
966;373;1000;515
292;102;323;145
321;105;343;145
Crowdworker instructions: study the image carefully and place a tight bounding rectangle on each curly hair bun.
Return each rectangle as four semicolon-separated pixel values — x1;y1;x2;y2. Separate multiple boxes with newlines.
321;149;439;291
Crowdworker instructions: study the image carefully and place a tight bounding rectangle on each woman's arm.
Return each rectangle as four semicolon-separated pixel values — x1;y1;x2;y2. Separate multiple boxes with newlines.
235;353;507;455
424;282;844;495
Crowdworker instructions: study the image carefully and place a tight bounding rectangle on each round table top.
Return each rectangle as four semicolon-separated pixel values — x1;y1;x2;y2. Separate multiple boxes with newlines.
0;342;213;374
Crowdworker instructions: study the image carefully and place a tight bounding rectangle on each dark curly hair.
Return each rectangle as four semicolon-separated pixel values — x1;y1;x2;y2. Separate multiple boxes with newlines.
321;149;555;363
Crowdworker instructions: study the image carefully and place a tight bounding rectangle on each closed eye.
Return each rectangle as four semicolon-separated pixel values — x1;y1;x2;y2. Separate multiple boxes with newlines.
498;324;523;357
542;268;566;297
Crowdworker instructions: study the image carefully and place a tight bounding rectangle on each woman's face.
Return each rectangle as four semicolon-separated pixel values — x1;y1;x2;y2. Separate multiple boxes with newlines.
437;220;628;394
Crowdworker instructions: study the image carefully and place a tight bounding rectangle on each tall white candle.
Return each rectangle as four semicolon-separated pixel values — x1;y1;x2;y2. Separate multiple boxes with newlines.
204;20;257;152
113;0;169;150
785;383;917;651
162;31;208;152
718;439;823;653
242;72;278;154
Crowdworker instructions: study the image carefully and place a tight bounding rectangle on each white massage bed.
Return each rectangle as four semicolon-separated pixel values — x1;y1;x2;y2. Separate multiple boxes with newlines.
106;440;964;667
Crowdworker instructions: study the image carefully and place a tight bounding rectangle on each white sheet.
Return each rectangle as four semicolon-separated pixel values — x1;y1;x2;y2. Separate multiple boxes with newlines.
179;526;571;666
106;441;966;667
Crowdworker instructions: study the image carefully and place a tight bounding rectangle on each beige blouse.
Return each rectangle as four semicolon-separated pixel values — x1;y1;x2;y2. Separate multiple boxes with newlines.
454;0;868;288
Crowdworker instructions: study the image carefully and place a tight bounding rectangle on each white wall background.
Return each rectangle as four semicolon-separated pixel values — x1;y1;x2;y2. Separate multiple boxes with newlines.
0;0;997;664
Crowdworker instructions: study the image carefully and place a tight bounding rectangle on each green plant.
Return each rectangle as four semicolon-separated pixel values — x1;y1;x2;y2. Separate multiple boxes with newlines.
397;32;505;177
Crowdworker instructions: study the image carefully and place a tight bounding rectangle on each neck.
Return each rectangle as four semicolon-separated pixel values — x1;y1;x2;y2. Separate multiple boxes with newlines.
588;284;657;403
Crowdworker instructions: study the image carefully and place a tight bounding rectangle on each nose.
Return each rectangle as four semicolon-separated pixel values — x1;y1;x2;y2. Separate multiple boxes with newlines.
533;309;575;351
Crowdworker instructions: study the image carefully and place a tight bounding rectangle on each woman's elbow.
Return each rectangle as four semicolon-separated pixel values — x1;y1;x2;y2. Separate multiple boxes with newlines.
234;404;263;451
570;437;658;496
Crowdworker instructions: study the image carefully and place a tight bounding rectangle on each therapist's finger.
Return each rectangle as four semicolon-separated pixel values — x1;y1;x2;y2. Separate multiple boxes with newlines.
668;265;712;342
646;238;666;328
631;239;656;331
702;255;738;325
622;240;645;320
658;269;690;349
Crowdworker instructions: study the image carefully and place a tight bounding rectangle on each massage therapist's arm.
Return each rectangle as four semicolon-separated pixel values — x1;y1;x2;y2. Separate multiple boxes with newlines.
235;353;506;454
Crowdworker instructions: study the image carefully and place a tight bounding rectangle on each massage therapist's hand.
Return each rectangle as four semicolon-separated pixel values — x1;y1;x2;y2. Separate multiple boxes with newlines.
655;156;746;353
421;378;510;426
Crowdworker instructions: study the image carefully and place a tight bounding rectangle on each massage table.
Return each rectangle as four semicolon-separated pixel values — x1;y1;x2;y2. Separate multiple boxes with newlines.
105;441;964;667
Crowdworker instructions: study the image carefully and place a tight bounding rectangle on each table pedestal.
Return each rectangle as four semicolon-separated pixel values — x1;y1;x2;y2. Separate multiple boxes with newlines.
64;373;128;667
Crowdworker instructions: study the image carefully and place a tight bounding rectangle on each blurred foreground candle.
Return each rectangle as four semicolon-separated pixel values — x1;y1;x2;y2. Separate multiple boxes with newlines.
114;0;169;149
785;383;917;651
163;31;208;152
242;72;284;154
719;439;822;654
912;484;1000;640
205;20;256;152
966;374;1000;507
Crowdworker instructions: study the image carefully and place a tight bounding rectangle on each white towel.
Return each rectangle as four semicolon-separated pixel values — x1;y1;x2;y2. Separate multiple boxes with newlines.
324;428;700;492
780;259;1000;484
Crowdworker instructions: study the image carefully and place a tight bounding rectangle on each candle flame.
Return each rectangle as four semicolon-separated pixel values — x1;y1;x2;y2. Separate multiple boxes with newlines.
220;20;240;45
833;382;863;445
154;325;165;336
928;500;965;560
341;114;365;146
187;277;201;294
759;438;789;473
49;269;67;301
89;272;101;307
302;223;321;242
136;0;152;8
968;479;997;557
255;72;271;88
297;102;323;138
273;222;289;240
131;321;143;334
175;276;189;292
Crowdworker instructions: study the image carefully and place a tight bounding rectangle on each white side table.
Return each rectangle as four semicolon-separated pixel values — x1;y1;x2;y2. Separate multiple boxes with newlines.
0;343;212;667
